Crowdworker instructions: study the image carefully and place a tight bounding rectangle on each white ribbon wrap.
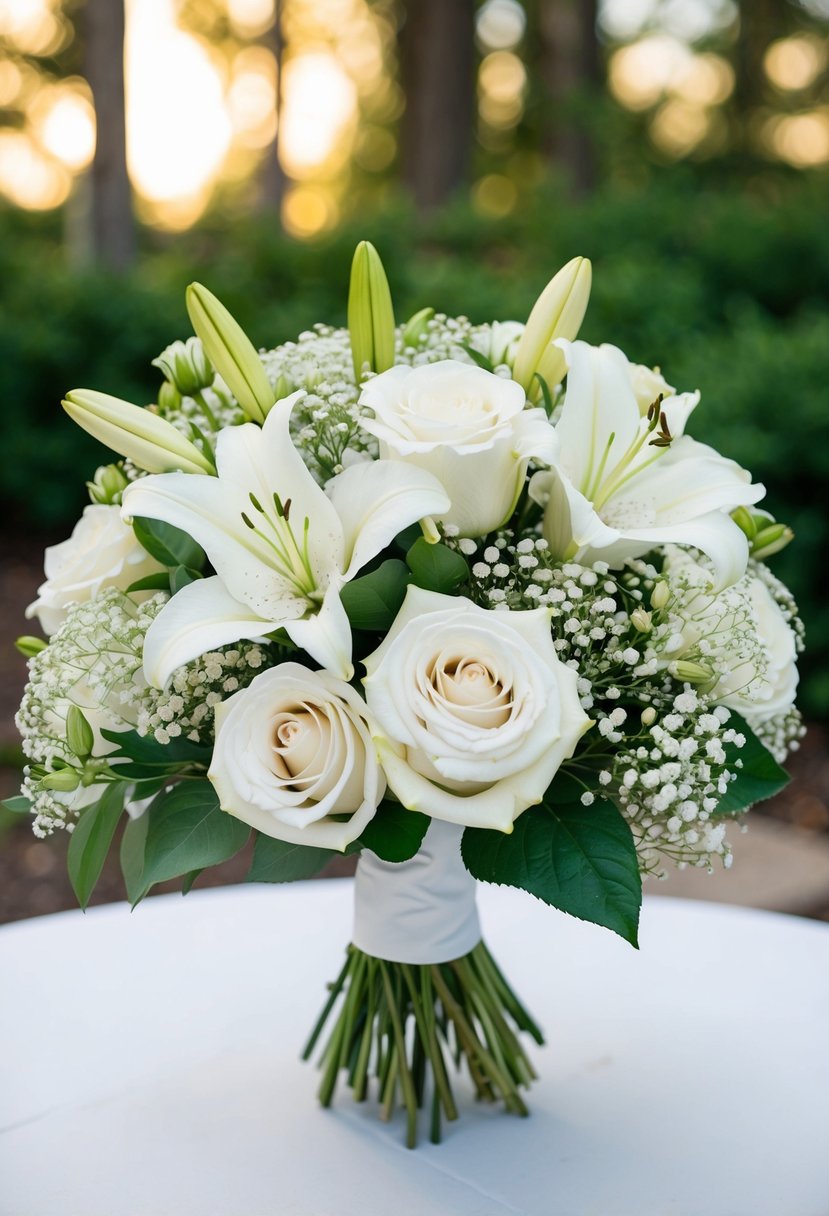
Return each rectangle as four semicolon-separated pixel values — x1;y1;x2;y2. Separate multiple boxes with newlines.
352;819;481;964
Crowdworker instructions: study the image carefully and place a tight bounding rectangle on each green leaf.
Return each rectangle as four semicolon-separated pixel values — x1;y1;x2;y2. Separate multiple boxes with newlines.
534;372;554;417
141;781;249;887
67;783;126;910
1;794;32;814
132;517;205;571
406;539;469;594
460;342;494;371
461;798;642;947
358;800;430;862
126;572;171;594
340;560;409;631
181;869;203;895
246;833;335;883
393;523;423;554
102;729;211;780
714;712;790;815
169;565;203;595
120;810;150;906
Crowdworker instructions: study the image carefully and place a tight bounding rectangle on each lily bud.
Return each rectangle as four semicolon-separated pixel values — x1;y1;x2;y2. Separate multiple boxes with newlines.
273;374;294;402
66;705;95;760
641;706;657;727
731;505;757;541
40;767;81;793
348;240;396;382
402;306;434;349
669;660;714;685
15;635;47;658
157;381;182;413
64;390;215;476
651;580;670;611
86;463;129;506
153;336;213;398
631;607;652;632
186;283;275;424
751;523;794;561
512;256;592;396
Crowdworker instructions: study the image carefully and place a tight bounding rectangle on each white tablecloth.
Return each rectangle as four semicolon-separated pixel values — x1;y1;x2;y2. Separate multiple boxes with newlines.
1;882;827;1216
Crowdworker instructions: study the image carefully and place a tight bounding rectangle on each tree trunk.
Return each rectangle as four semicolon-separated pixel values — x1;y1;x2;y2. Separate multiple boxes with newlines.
83;0;135;270
258;0;287;214
399;0;476;212
536;0;601;197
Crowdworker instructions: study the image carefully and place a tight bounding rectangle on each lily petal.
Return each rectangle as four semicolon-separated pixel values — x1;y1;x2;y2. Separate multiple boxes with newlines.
143;575;297;688
555;340;641;495
285;581;354;680
326;460;450;580
622;437;765;525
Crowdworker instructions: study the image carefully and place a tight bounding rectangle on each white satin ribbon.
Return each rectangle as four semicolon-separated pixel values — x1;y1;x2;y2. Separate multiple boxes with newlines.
352;818;481;964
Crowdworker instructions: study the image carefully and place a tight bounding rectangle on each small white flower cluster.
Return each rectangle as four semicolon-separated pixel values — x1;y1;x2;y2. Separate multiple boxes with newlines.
17;589;268;835
606;693;743;877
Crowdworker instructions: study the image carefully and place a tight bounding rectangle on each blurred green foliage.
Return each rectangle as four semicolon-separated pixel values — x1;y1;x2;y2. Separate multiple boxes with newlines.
1;174;826;712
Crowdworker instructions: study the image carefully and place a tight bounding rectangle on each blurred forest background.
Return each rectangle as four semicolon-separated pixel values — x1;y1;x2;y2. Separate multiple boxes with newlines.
0;0;827;719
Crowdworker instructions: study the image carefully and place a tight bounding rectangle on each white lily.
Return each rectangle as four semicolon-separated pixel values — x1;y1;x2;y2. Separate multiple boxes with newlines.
529;341;765;589
121;390;450;687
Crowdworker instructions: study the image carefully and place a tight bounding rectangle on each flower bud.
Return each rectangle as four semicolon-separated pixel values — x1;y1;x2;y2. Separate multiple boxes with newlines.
731;505;757;541
40;767;81;793
669;660;714;684
751;523;794;561
86;463;129;506
651;580;670;610
512;256;592;396
186;282;275;424
641;706;657;726
348;240;396;382
273;373;294;401
64;390;215;476
631;607;652;632
15;635;47;658
157;381;182;413
66;705;95;759
402;306;434;349
153;336;214;397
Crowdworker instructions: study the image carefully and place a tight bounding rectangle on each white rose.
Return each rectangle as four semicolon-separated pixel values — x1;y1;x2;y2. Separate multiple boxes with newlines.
720;578;799;722
363;587;592;832
208;662;385;851
628;362;675;414
26;504;164;635
358;359;557;537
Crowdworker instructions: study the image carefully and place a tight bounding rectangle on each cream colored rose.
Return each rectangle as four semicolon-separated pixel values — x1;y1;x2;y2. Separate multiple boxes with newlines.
363;587;592;832
208;662;384;850
26;504;164;635
720;577;799;722
358;360;557;537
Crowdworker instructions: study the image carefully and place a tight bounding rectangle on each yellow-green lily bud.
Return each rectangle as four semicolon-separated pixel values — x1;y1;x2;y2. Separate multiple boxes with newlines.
87;463;129;505
15;635;47;658
669;660;714;684
631;607;652;632
641;706;657;727
186;283;274;424
273;373;295;401
63;389;214;476
402;306;434;349
751;523;794;561
66;705;95;760
348;240;396;382
731;505;757;541
651;580;670;611
153;336;214;398
512;256;592;396
41;767;81;793
157;381;182;413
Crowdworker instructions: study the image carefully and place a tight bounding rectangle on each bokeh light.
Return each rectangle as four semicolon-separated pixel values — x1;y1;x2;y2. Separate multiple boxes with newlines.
764;35;827;92
279;51;358;178
282;183;338;236
766;110;829;166
476;0;526;52
32;83;96;172
0;129;70;209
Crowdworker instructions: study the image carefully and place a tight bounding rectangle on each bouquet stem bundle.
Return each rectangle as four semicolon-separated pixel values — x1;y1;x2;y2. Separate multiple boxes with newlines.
303;941;543;1147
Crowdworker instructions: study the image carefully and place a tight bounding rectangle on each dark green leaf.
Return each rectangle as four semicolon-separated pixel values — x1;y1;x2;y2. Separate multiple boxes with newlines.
393;523;423;554
714;712;790;815
181;869;203;895
141;781;249;886
102;729;211;776
357;800;430;862
460;342;494;371
68;783;126;910
133;517;205;571
461;798;642;947
534;372;554;417
340;560;409;631
406;538;469;594
246;833;335;883
120;810;150;906
1;794;32;814
169;565;203;595
126;572;171;594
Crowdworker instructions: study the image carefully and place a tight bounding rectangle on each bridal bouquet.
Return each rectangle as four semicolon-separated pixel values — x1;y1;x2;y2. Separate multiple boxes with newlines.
8;244;802;1146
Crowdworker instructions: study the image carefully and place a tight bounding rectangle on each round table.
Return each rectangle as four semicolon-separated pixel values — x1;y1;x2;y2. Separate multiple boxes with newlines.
1;883;827;1216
